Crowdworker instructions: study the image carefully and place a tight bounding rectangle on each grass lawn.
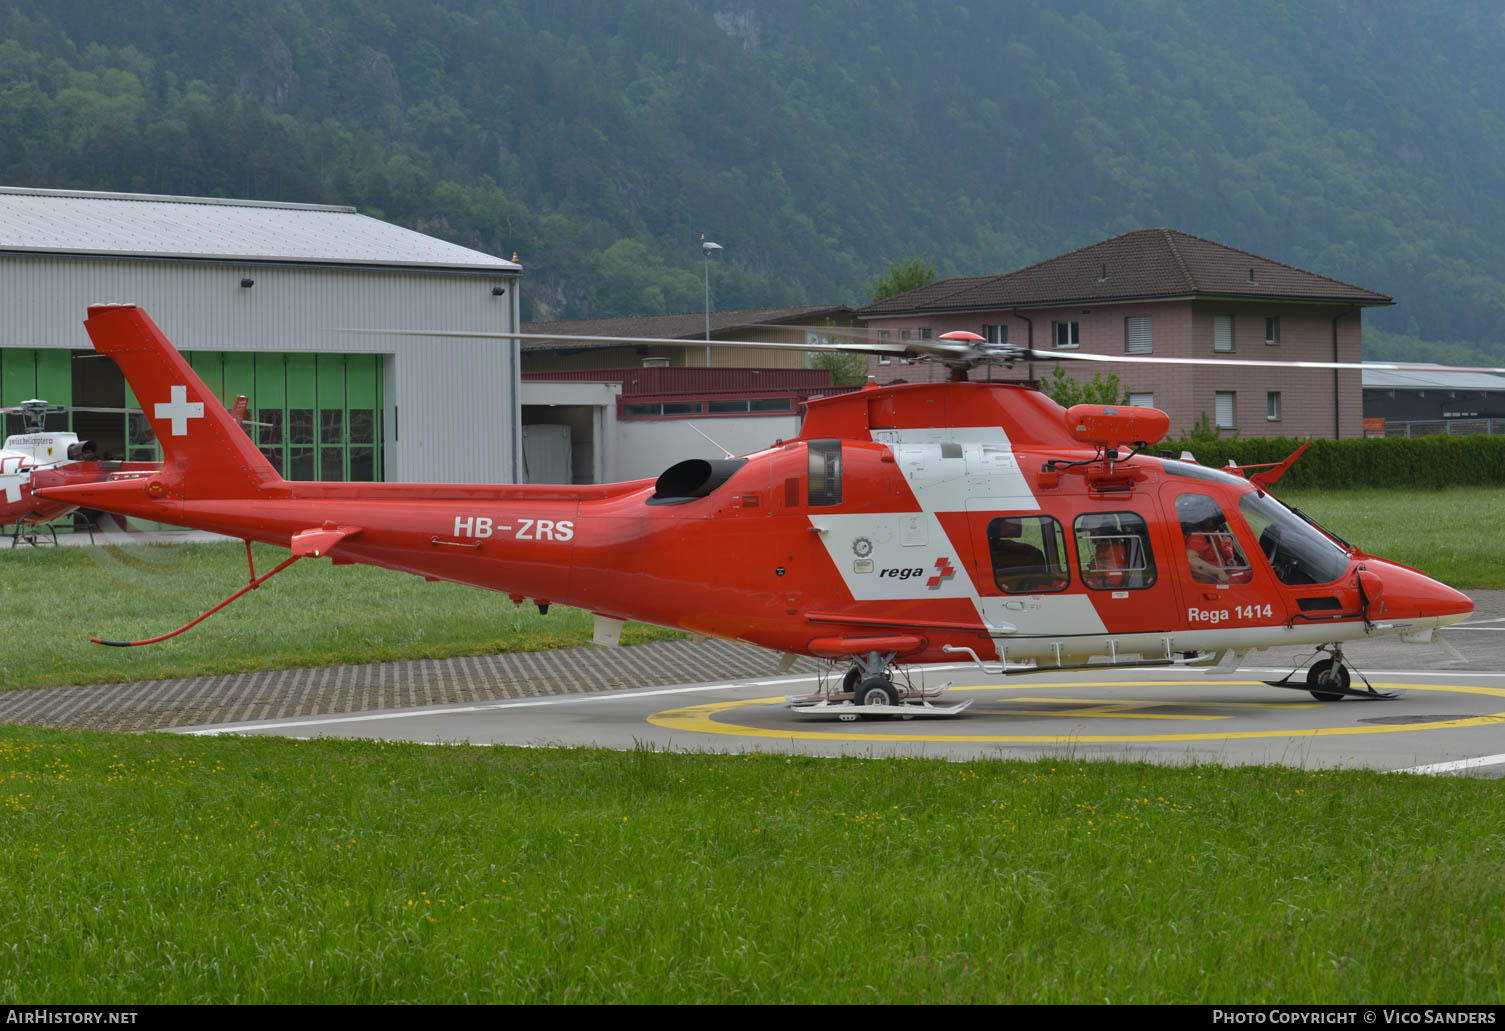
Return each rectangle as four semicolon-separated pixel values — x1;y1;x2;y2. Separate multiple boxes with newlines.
1;726;1500;1004
2;486;1498;691
0;540;686;691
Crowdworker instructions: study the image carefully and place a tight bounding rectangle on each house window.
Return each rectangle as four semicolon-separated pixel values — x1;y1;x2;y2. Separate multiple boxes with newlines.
1053;321;1080;348
1125;316;1152;355
1265;317;1280;346
1128;392;1154;409
1214;315;1234;353
919;328;933;340
901;330;912;342
1215;392;1236;429
1267;392;1281;421
983;324;1008;345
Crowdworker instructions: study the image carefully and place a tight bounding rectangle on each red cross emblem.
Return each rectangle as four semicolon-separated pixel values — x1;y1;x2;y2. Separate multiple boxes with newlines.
926;556;956;590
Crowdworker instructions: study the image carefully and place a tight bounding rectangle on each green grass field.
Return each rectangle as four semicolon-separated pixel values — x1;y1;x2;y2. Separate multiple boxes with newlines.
2;486;1498;692
0;540;686;691
1;726;1501;1004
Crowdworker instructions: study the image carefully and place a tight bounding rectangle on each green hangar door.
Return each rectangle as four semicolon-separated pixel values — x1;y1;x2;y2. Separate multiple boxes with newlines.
2;348;383;481
135;352;384;481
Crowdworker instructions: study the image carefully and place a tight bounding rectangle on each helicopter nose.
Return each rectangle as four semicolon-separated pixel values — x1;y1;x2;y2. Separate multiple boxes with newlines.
1361;559;1473;626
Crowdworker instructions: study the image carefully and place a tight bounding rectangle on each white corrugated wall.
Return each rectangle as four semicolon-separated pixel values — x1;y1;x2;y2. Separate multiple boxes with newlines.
0;254;521;483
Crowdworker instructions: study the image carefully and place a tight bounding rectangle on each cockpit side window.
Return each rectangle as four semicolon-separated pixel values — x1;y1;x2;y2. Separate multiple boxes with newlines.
1239;491;1350;585
987;515;1070;594
1074;511;1157;590
1176;494;1252;585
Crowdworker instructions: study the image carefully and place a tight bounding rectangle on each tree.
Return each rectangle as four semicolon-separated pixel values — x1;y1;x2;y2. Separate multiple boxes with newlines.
866;258;935;304
1040;363;1129;408
806;349;869;386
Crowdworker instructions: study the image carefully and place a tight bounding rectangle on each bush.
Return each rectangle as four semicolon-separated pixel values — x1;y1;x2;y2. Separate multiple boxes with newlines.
1161;434;1505;489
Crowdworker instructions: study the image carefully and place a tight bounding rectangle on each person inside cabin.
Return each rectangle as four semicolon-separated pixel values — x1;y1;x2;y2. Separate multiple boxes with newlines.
1082;515;1131;590
1178;495;1251;585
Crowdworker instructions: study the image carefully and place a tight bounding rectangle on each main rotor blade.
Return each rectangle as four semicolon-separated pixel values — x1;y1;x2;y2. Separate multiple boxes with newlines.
343;328;915;356
1032;350;1505;375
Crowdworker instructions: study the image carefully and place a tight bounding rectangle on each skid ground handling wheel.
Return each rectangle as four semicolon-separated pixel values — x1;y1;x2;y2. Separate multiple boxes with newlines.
787;656;972;720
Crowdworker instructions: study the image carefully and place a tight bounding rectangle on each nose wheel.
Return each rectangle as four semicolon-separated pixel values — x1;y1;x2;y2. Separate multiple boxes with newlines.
1264;646;1399;700
1306;658;1349;702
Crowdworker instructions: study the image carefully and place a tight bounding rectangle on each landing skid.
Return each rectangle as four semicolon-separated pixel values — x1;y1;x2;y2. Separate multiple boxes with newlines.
787;657;970;719
786;695;973;720
1260;678;1400;701
1263;648;1400;701
7;518;57;547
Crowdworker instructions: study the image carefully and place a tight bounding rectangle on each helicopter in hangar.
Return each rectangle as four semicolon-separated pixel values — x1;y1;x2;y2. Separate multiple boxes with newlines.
0;398;162;546
2;395;259;546
38;303;1477;715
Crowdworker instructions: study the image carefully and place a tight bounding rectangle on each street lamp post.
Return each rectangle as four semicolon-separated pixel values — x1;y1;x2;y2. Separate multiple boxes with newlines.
701;236;722;365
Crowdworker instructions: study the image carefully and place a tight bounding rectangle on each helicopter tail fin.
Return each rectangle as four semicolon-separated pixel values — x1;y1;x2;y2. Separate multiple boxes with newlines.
83;304;283;498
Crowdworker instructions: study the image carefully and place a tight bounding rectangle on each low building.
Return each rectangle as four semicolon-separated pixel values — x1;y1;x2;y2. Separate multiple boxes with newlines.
1363;366;1505;437
519;304;859;371
518;306;860;482
0;186;521;483
858;228;1393;438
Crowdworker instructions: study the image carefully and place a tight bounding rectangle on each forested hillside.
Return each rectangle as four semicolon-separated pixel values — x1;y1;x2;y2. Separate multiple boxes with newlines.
2;0;1504;363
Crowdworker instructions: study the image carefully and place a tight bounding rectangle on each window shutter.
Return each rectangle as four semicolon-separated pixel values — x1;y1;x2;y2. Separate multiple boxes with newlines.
1214;315;1233;353
1215;392;1235;429
1126;316;1152;354
1129;392;1154;408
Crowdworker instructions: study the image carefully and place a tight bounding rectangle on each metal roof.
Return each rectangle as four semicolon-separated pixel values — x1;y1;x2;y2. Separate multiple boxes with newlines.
1361;365;1505;391
0;186;520;273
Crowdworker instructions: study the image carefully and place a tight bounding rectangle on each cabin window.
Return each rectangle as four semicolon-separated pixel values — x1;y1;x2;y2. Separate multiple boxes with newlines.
1239;491;1350;586
1074;512;1157;590
987;515;1070;594
807;439;843;507
1175;494;1252;585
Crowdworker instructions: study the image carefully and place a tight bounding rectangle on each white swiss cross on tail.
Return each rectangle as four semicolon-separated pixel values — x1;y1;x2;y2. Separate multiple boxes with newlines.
155;385;204;436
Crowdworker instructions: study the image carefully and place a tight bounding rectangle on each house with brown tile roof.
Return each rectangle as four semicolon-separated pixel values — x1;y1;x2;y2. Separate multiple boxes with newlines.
858;228;1392;439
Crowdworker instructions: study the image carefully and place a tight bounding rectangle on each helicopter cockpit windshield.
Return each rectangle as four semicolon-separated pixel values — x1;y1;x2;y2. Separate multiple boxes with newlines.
1238;491;1351;586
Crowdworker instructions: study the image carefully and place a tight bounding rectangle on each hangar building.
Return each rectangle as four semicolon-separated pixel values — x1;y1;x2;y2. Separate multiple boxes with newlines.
0;186;522;483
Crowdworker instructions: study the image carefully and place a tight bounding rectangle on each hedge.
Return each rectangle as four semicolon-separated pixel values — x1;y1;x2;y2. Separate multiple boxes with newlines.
1157;434;1505;489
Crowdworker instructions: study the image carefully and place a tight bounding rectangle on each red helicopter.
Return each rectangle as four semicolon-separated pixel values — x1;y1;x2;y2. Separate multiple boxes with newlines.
0;399;164;546
39;305;1475;713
